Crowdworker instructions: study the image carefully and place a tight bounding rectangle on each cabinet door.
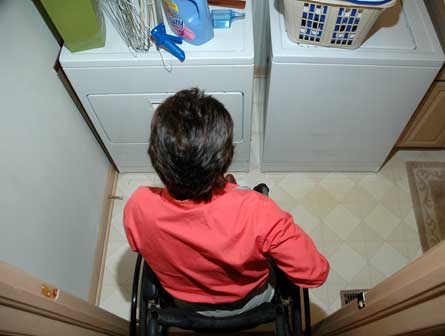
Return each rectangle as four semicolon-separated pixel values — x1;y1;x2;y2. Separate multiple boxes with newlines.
87;92;245;172
88;93;166;143
88;92;244;144
399;82;445;148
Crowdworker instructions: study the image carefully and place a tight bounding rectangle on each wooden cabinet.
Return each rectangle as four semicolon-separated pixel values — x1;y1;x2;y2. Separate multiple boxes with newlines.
398;81;445;148
398;0;445;149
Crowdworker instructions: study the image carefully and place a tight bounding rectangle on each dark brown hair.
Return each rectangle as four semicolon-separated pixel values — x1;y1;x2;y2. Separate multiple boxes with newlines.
148;88;234;201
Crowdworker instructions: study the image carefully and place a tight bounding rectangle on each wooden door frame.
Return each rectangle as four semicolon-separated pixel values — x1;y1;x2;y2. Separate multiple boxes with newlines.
88;165;119;304
313;241;445;336
3;241;443;336
0;261;128;336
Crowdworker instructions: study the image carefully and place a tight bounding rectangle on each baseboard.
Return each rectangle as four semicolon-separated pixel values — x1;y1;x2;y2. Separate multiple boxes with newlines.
88;165;119;305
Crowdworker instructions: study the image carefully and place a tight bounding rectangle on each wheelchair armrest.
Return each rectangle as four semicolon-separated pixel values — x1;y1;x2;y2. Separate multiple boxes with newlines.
272;262;312;336
253;183;270;196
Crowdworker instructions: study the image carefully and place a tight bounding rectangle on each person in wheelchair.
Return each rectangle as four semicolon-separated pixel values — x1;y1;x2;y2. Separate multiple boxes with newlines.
124;88;329;319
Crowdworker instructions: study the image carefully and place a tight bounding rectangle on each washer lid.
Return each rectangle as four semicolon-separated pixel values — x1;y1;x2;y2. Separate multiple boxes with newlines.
359;1;414;50
271;0;444;66
60;2;253;68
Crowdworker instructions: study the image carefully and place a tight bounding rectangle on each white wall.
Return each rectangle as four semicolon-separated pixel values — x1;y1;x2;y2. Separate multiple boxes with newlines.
0;1;110;300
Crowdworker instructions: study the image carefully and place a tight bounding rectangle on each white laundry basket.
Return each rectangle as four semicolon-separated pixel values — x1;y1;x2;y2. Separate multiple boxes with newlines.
283;0;397;49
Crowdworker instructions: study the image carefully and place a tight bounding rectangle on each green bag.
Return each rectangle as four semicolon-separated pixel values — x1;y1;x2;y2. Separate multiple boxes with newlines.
41;0;106;52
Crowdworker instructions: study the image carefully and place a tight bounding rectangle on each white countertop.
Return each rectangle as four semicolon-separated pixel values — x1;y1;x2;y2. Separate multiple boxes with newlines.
60;1;254;68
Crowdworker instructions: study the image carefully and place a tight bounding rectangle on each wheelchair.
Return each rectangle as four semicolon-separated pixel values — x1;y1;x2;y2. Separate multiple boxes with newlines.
129;184;312;336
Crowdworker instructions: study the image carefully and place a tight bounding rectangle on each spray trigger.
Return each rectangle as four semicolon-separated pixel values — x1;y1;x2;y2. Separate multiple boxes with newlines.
151;23;186;62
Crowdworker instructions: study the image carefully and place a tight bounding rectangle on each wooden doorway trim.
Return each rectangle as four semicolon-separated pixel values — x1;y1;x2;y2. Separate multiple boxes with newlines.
0;261;128;336
313;242;445;336
88;165;119;305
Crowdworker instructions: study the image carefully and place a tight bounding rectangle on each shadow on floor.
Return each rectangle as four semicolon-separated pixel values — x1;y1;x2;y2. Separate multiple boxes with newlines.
116;247;137;302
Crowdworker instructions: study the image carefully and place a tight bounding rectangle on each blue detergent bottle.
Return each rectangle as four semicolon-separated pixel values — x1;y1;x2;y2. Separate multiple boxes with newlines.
162;0;214;45
211;9;245;29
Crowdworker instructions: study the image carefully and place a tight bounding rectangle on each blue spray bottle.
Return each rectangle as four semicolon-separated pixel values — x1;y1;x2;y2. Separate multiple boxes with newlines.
162;0;214;45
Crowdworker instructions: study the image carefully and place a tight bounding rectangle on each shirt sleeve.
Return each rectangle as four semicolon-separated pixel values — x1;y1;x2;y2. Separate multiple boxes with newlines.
256;198;330;288
123;199;139;252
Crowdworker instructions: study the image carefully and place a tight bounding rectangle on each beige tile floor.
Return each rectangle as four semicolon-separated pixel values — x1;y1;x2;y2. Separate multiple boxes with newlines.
99;80;445;323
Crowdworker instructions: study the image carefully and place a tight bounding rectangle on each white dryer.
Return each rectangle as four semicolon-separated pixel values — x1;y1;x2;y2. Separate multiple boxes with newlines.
60;2;254;173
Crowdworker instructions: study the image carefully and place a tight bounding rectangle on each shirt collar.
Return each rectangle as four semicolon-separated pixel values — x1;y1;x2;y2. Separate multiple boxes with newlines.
160;182;239;209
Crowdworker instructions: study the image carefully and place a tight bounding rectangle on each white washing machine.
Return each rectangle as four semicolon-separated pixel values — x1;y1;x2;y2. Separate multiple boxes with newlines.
60;2;254;173
262;0;444;172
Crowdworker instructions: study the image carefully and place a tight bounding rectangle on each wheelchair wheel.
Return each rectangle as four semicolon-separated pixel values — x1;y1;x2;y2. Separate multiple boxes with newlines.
148;318;159;336
146;322;168;336
160;326;168;336
147;311;169;336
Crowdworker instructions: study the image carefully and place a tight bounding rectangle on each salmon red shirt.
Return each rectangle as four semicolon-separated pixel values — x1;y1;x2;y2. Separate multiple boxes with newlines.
123;183;329;304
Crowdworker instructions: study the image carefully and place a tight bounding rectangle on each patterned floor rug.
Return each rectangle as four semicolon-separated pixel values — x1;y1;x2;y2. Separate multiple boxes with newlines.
406;161;445;252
